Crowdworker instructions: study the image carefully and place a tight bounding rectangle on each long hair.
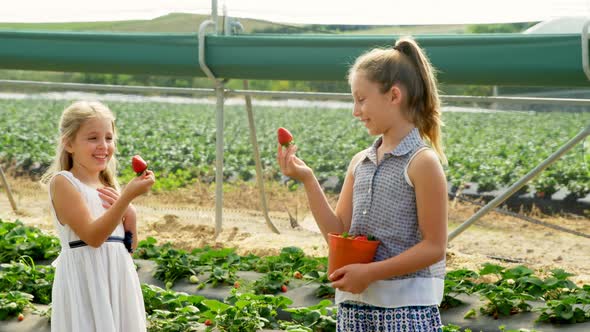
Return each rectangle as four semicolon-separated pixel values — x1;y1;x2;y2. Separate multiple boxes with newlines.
348;37;447;164
40;101;120;188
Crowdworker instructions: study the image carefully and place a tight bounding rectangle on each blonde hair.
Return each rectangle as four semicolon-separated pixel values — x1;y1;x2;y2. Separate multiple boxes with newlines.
40;101;120;188
348;37;447;164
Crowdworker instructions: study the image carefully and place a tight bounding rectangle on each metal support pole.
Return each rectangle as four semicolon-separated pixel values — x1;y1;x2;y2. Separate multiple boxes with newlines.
0;166;18;213
243;80;280;233
448;125;590;242
199;1;225;238
211;0;219;35
3;79;590;107
223;11;279;234
214;85;224;238
582;20;590;81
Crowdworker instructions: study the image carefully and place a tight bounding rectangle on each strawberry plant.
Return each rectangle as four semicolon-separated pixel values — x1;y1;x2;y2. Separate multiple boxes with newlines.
534;284;590;324
254;247;326;283
134;236;167;259
214;290;293;331
335;232;376;241
535;291;590;324
441;324;473;332
474;263;585;319
205;266;238;288
533;175;559;199
478;284;534;318
514;268;577;300
142;284;207;331
0;219;60;263
282;299;336;332
476;264;535;317
253;271;290;294
142;284;207;315
314;284;335;299
498;327;542;332
153;247;198;286
191;247;242;270
0;291;33;320
441;269;479;309
0;257;55;305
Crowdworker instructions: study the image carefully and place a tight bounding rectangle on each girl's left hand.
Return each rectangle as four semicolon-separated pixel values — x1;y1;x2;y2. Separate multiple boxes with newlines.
97;187;135;221
98;187;120;209
329;263;373;294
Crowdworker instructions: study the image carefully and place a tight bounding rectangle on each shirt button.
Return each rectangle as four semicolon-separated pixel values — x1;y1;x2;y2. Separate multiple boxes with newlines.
363;209;367;215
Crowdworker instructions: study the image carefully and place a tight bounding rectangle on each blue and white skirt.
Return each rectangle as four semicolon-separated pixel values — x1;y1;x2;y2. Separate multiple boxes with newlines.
337;302;442;332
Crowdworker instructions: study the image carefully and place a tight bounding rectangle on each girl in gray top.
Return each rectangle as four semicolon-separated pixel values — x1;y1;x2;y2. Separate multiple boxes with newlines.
278;37;448;331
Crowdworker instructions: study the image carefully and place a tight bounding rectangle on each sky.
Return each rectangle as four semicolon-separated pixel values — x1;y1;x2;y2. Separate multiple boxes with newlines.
1;0;590;25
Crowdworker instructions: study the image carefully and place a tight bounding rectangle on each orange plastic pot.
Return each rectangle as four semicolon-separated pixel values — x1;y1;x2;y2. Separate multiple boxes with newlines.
327;233;380;275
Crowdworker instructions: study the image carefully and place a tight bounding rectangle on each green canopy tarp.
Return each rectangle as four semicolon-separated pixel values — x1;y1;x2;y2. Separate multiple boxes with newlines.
0;31;588;86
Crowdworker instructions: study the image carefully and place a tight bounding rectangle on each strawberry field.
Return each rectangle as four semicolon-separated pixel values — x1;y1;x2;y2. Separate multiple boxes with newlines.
1;219;590;332
1;96;589;330
0;98;589;200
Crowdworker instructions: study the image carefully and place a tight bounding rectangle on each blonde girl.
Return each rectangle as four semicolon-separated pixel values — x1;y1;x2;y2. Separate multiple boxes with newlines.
42;100;154;331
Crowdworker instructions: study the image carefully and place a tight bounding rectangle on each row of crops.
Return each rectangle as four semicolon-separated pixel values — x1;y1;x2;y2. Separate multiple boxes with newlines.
2;219;590;332
0;98;589;197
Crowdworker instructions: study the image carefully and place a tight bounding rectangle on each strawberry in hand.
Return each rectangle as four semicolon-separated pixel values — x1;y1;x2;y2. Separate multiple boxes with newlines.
277;127;294;147
131;155;148;176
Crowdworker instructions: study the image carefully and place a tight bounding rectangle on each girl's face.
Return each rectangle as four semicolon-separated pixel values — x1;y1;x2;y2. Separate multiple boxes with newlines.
66;117;115;174
350;71;401;136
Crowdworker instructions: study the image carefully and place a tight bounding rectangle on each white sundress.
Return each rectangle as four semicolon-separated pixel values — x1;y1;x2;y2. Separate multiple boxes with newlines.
49;171;146;332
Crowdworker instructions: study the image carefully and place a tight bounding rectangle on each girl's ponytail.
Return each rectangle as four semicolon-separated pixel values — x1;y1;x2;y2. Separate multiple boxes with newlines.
394;38;447;164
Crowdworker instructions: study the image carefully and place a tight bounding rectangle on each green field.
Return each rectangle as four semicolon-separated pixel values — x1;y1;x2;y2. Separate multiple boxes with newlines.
0;98;588;197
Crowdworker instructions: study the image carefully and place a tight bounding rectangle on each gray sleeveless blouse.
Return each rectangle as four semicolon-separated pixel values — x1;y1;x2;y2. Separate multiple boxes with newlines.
349;127;445;280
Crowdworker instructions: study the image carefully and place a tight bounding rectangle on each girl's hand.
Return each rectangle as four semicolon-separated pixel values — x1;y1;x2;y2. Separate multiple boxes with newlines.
98;188;138;224
97;186;121;210
277;144;313;183
329;263;372;294
122;170;156;199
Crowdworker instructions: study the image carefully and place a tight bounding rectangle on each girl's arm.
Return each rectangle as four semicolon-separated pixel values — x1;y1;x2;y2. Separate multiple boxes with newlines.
51;172;154;247
367;149;448;281
278;145;364;242
123;204;138;252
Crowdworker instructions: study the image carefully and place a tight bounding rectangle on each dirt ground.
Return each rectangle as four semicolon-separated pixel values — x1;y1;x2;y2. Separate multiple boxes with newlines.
1;176;589;286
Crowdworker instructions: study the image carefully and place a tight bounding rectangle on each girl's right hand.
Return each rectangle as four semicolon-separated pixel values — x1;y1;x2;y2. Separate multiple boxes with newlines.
277;144;313;183
122;170;156;199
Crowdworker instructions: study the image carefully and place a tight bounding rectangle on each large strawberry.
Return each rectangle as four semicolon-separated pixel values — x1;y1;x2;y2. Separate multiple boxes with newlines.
131;155;148;176
277;127;294;147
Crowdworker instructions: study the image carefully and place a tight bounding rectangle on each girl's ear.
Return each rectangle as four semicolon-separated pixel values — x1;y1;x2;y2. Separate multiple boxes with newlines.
63;138;73;153
389;85;404;106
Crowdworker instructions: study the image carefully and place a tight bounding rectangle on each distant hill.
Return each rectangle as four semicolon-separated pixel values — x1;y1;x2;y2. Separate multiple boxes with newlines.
0;13;268;33
0;12;469;34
